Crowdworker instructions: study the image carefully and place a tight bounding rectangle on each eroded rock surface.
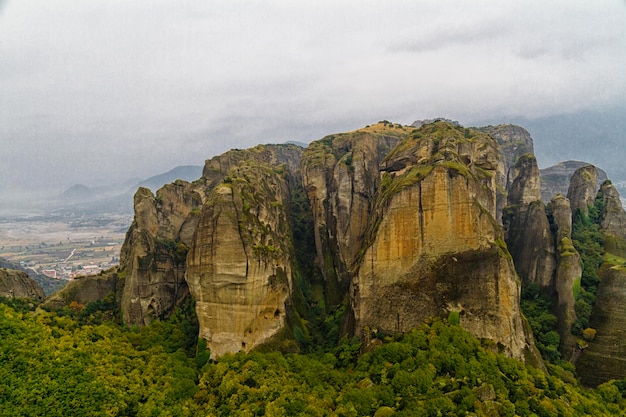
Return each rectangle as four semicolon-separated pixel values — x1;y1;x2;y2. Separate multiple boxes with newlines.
577;266;626;386
301;123;407;305
540;160;607;204
0;268;45;300
548;195;581;358
350;122;531;360
186;144;303;357
477;124;535;223
596;180;626;257
503;154;556;289
567;165;599;217
43;273;119;310
119;181;202;325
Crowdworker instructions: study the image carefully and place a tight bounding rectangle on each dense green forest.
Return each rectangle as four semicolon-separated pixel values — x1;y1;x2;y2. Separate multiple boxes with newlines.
2;295;626;416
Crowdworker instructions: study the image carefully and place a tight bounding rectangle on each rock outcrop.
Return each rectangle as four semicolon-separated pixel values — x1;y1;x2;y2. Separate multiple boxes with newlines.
576;266;626;386
0;268;45;300
596;180;626;257
41;120;569;363
301;123;408;305
349;122;531;360
540;160;608;204
119;181;202;325
186;151;300;357
567;165;599;217
477;125;535;223
573;179;626;385
502;154;556;289
548;195;581;357
502;152;583;358
185;144;304;357
43;273;119;309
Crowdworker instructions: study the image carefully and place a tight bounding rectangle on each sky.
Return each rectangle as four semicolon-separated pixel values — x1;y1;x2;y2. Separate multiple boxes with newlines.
1;0;625;197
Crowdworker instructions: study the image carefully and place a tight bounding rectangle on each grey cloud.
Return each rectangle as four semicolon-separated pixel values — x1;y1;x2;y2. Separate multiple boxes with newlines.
1;1;625;196
391;20;510;54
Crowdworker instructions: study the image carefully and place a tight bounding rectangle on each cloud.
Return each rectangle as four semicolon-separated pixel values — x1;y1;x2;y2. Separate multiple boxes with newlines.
0;0;625;193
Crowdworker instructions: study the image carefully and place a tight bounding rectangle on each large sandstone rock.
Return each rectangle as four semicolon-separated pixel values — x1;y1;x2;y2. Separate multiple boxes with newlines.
502;154;556;289
119;181;202;325
0;268;45;300
301;123;407;305
548;195;581;358
577;266;626;386
477;124;535;223
567;165;599;217
540;160;607;204
596;180;626;257
351;122;532;360
43;273;119;309
186;145;303;357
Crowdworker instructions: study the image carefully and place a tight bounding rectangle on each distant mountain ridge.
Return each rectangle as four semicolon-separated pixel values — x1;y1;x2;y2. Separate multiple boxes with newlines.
53;165;203;215
135;165;203;192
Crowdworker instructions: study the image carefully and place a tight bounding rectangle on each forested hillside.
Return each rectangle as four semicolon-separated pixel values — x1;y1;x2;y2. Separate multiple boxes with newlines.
2;296;625;416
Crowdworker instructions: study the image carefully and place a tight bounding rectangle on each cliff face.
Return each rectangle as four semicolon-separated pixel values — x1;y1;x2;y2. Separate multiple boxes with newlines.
0;268;45;300
501;153;582;358
502;154;556;289
119;181;202;325
574;180;626;385
540;161;608;204
43;273;119;310
42;120;589;364
577;266;626;386
301;123;407;305
350;122;530;360
477;125;535;223
548;195;581;358
185;144;303;357
597;180;626;257
567;165;599;217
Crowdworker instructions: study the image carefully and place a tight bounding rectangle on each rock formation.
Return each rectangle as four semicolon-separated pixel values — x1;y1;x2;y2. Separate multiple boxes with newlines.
548;195;581;358
42;120;587;365
348;122;531;360
567;165;599;217
576;266;626;386
477;125;535;223
301;123;407;305
43;273;119;310
118;181;202;325
502;154;556;289
540;160;607;204
185;147;301;357
596;180;626;257
574;180;626;385
0;268;45;300
502;153;582;359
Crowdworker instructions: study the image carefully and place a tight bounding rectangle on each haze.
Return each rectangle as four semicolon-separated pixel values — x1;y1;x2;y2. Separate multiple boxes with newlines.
1;0;625;199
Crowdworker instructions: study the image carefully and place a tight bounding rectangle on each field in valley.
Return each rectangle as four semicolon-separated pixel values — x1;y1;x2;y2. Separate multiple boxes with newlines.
0;214;132;280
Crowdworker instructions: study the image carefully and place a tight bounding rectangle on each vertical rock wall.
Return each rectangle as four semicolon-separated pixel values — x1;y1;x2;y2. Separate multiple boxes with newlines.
119;182;202;325
548;195;581;358
567;165;598;217
185;145;303;357
577;266;626;386
301;124;407;306
349;122;531;360
502;154;556;289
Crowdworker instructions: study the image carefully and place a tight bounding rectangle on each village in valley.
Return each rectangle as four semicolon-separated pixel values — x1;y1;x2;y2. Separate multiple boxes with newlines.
0;214;131;282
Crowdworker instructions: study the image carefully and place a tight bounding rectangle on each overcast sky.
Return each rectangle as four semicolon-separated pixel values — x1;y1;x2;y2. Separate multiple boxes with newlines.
1;1;625;195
